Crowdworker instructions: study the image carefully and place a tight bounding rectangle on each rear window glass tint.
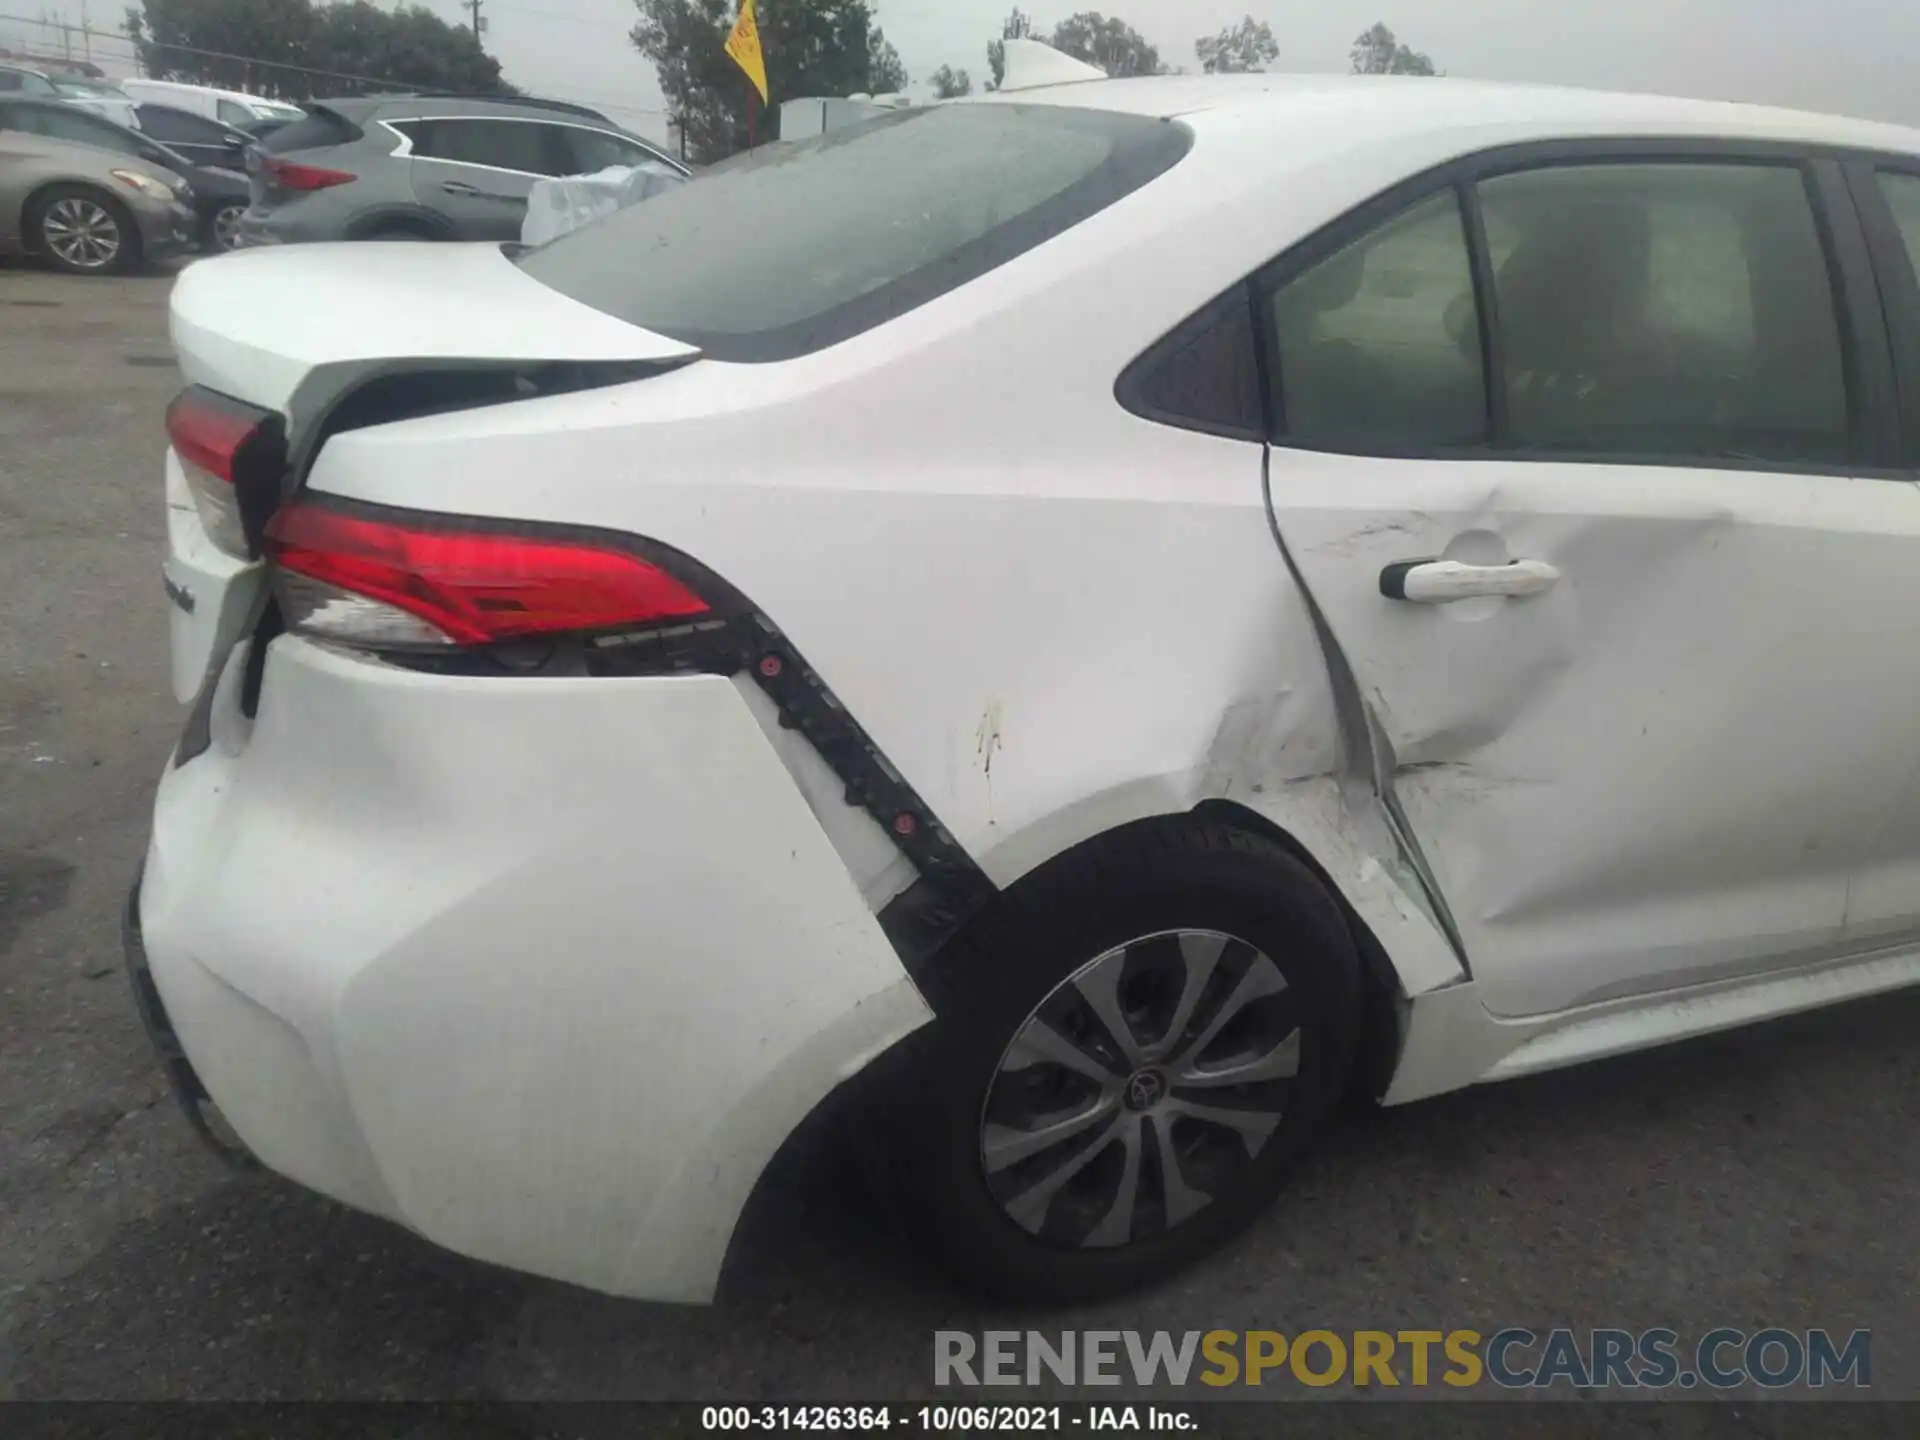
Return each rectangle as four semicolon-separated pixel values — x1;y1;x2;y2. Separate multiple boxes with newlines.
262;108;361;153
516;104;1190;362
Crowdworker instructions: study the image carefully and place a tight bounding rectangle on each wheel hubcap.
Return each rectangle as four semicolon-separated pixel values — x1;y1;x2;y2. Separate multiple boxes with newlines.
979;929;1299;1249
213;204;244;250
44;198;120;268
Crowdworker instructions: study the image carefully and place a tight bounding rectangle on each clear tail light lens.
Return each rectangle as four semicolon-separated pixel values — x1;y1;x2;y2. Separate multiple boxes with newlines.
265;500;711;650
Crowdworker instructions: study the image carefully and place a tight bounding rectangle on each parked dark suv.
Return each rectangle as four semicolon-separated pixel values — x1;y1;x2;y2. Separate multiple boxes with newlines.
238;92;686;246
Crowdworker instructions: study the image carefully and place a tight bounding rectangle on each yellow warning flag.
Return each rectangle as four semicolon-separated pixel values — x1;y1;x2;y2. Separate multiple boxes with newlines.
724;0;769;105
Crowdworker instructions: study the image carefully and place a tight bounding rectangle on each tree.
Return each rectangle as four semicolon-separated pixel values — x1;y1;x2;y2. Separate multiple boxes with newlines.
1195;15;1276;74
929;64;972;99
126;0;314;95
1349;21;1436;76
985;7;1032;92
867;26;907;92
125;0;512;98
312;3;512;96
1049;11;1161;77
634;0;900;164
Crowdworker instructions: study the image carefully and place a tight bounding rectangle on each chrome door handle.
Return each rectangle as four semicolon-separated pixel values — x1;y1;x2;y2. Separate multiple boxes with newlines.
1380;558;1561;603
440;180;480;196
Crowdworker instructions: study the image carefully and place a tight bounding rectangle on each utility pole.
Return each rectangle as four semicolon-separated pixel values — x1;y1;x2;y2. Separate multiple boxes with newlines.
465;0;485;42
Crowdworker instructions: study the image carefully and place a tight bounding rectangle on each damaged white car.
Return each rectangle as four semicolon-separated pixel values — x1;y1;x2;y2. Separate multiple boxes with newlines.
129;71;1920;1306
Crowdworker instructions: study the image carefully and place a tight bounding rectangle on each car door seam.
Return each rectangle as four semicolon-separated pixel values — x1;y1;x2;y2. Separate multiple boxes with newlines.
1258;444;1472;972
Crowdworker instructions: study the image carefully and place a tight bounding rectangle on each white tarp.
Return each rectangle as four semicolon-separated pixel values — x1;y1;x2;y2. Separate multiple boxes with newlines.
520;162;689;246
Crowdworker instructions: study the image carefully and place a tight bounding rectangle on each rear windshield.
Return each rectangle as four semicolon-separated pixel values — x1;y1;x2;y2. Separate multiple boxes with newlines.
261;106;363;152
516;104;1190;362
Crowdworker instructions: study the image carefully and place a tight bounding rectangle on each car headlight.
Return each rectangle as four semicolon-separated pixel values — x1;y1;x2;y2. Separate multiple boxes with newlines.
110;169;176;201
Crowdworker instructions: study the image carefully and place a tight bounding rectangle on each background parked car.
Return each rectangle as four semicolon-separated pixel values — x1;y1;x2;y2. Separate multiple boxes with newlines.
231;113;295;146
45;72;137;122
120;78;305;129
0;98;244;256
241;93;687;245
126;102;254;179
0;61;58;97
0;101;194;272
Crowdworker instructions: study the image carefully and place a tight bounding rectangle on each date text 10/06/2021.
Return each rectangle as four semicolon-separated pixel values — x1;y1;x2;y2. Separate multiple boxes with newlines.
703;1408;1194;1432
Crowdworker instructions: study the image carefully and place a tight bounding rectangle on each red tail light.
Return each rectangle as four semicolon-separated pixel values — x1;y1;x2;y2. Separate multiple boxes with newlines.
265;501;710;649
166;391;260;483
166;387;283;558
265;156;355;191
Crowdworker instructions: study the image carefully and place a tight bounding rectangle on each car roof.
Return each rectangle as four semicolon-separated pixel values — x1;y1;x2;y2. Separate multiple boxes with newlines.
315;92;616;126
977;72;1920;157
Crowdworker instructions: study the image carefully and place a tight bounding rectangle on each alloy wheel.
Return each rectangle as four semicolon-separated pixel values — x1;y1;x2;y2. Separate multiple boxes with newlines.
212;203;245;251
979;928;1300;1249
43;196;121;270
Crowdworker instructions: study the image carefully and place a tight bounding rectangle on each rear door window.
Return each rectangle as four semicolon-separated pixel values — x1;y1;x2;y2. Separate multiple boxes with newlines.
136;105;230;146
518;104;1189;362
1478;162;1849;465
1267;189;1489;449
559;126;673;176
1874;171;1920;290
402;118;573;177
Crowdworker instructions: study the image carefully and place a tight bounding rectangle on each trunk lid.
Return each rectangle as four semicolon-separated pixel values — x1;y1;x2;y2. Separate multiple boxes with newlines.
169;241;699;444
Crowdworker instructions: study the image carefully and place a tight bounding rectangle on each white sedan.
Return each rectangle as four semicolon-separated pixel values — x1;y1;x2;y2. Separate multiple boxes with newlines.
130;69;1920;1306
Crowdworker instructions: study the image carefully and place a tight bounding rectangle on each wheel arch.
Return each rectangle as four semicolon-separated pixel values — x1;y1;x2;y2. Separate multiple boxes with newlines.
20;177;132;254
1191;797;1408;1101
342;204;454;241
884;784;1466;1100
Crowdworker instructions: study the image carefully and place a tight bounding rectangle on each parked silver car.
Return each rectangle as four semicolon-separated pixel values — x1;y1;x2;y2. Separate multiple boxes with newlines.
238;92;686;245
0;99;196;272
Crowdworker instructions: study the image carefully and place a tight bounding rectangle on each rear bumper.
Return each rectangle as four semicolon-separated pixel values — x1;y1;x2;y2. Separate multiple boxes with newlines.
121;866;258;1170
136;634;932;1303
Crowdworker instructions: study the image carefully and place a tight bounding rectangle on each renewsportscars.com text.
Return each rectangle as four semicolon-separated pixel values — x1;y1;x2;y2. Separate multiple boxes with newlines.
934;1328;1871;1391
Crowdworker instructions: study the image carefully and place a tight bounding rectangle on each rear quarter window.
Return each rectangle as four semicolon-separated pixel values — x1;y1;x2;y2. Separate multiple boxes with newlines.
516;103;1191;362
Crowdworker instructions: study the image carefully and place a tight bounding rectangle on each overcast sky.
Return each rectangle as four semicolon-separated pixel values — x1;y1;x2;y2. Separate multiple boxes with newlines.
10;0;1920;147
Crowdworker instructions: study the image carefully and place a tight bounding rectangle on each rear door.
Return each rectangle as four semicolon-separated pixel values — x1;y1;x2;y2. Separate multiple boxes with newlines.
396;117;573;240
1257;142;1920;1019
1836;158;1920;949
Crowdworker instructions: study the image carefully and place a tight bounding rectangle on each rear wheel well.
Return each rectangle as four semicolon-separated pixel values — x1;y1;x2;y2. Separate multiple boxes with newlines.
886;800;1406;1103
348;212;448;242
1189;798;1405;1102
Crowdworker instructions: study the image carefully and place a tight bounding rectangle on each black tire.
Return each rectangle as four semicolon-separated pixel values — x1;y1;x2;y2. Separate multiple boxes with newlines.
365;226;433;242
878;817;1363;1305
29;185;141;275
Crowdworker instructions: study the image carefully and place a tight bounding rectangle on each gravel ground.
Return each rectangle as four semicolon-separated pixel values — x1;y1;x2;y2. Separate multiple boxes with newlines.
0;260;1914;1424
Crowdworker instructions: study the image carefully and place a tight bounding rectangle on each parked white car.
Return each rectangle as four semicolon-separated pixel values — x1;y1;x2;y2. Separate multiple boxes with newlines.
131;72;1920;1306
119;77;302;128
